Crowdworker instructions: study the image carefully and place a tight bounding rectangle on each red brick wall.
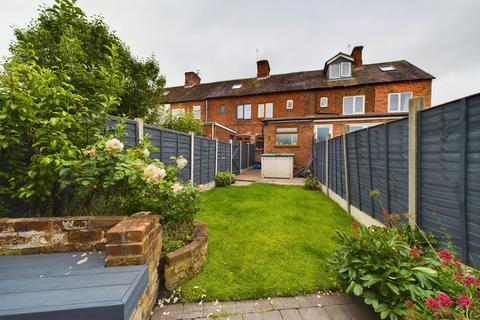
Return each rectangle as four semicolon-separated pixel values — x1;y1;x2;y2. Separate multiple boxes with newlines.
202;123;235;142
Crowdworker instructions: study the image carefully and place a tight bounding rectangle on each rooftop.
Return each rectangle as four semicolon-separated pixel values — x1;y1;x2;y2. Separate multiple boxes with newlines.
163;60;434;103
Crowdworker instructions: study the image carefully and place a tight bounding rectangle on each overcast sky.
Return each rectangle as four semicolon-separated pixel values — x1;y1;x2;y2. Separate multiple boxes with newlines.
1;0;479;105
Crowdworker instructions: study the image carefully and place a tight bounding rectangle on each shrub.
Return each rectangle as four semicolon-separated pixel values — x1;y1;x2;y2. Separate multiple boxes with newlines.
162;112;203;136
215;172;236;187
304;176;321;190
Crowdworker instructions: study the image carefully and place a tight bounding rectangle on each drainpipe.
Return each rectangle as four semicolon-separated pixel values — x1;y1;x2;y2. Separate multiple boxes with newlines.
205;98;208;122
261;122;265;154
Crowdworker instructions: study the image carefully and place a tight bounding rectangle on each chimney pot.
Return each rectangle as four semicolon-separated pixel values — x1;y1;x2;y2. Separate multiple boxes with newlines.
351;46;364;67
257;60;270;78
185;71;201;87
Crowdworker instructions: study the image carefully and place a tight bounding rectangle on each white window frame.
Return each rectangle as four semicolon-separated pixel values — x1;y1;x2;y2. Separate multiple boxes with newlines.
258;104;264;118
286;99;294;109
172;108;185;117
347;123;380;133
388;92;413;113
343;95;365;115
244;104;252;119
329;63;341;79
320;97;328;108
340;62;351;77
265;102;273;118
193;105;201;119
237;105;244;119
313;124;333;141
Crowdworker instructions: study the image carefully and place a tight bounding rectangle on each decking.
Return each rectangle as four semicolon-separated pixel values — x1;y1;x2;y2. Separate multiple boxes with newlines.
0;251;148;320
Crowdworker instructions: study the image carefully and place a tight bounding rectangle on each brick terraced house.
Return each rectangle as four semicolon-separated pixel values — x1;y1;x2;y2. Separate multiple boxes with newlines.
162;46;434;171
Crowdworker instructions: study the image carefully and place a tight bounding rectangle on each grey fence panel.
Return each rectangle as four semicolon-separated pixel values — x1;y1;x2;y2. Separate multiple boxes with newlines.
217;141;231;173
312;140;326;184
347;133;360;210
419;95;480;266
466;94;480;266
249;144;255;166
193;137;216;185
241;142;249;169
328;137;345;198
387;119;409;215
106;118;137;147
368;124;390;221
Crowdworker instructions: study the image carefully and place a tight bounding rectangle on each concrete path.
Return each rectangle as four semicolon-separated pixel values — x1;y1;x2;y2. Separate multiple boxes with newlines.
151;293;380;320
235;169;305;186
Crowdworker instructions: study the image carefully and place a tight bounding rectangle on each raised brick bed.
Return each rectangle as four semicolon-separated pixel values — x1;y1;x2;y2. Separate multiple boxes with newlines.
164;221;208;290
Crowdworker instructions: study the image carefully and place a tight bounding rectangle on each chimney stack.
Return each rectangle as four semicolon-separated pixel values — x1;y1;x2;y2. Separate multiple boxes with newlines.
256;60;270;79
184;71;201;87
351;46;364;68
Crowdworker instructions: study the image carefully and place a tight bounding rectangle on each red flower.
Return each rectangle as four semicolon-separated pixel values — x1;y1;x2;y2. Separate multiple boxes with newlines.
404;300;413;307
443;311;453;317
409;248;422;258
454;261;462;268
351;220;360;231
442;261;450;266
381;208;390;217
436;293;453;308
455;272;464;281
457;295;471;307
438;249;453;261
426;297;441;311
465;275;480;286
391;218;399;225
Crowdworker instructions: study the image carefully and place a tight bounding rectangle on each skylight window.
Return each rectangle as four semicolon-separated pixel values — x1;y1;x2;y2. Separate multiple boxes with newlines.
379;65;397;72
232;83;242;89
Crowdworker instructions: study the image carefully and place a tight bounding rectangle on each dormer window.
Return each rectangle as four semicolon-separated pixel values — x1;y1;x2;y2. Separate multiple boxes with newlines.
328;62;352;79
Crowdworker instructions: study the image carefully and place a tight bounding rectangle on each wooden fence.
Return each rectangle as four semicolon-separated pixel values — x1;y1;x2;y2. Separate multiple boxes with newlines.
312;93;480;267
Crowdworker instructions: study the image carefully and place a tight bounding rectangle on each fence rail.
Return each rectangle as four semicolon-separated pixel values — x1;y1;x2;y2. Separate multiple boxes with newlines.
312;93;480;267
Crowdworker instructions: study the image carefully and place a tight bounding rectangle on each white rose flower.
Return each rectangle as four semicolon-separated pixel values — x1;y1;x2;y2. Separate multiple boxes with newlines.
176;156;188;169
105;138;124;153
143;164;166;184
171;182;184;194
143;148;150;158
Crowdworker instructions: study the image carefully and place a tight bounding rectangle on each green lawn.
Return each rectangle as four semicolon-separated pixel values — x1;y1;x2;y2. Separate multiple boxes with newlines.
181;183;353;301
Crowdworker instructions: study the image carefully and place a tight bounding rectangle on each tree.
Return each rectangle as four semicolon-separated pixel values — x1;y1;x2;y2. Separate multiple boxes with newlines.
162;112;204;136
10;0;166;123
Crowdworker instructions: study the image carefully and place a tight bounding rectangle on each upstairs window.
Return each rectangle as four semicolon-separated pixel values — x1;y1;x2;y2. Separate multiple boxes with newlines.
193;105;201;119
388;92;412;112
258;103;273;118
237;104;251;119
343;95;365;115
275;127;298;146
172;108;185;117
219;105;225;116
286;100;294;109
329;62;352;79
320;97;328;108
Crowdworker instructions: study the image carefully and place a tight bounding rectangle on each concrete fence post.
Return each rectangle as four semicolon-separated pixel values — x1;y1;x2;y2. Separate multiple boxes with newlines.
134;118;144;143
215;138;219;175
190;133;195;186
343;127;351;214
408;97;425;229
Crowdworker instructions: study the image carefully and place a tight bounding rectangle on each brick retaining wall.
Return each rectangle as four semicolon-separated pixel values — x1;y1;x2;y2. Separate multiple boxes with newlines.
164;221;208;290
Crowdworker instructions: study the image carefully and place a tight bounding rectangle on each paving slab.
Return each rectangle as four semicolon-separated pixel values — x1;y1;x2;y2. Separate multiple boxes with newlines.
324;305;350;320
298;306;331;320
182;303;204;319
270;297;300;310
253;299;274;312
280;308;303;320
243;310;282;320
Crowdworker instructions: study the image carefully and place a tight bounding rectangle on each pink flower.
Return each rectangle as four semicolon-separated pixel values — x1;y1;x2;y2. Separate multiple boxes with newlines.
455;272;464;281
409;248;422;258
436;293;453;308
443;311;453;317
438;249;453;261
404;300;413;307
457;295;471;307
380;208;390;216
465;275;480;286
426;297;441;311
454;261;462;268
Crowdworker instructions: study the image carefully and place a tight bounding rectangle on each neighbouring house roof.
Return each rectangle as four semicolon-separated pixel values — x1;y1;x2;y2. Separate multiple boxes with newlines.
261;112;408;123
163;60;434;103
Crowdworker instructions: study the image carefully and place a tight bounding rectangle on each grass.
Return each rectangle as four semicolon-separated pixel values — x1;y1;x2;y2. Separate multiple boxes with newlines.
180;183;353;301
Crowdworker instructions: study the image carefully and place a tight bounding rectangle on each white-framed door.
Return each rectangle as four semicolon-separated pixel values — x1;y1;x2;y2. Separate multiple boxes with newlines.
314;124;333;142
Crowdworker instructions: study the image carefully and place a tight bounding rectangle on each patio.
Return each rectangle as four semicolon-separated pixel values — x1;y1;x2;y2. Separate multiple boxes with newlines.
235;169;304;186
